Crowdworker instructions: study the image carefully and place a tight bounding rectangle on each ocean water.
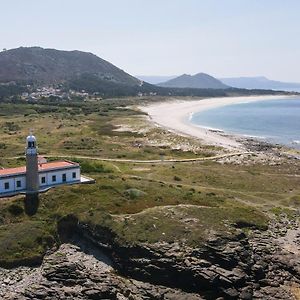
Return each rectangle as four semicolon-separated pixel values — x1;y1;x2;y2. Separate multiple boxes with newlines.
190;97;300;149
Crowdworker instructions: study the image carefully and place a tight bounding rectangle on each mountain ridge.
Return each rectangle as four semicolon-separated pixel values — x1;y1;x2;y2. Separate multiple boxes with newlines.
158;73;229;89
0;47;140;86
220;76;300;90
0;47;294;99
136;75;177;84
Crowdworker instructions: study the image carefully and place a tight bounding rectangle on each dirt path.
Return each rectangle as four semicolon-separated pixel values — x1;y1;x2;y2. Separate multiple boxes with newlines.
6;152;252;164
38;151;253;164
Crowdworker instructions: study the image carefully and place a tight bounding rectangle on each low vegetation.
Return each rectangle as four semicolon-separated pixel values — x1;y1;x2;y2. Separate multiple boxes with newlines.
0;97;299;266
0;221;54;267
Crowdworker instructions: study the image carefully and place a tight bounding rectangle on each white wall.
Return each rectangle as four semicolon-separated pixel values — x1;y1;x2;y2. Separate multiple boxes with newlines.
16;176;26;190
0;176;26;194
39;167;80;187
0;166;80;196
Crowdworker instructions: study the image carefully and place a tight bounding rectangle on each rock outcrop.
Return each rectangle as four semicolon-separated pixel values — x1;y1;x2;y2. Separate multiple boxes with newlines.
1;244;203;300
1;215;299;299
76;215;300;299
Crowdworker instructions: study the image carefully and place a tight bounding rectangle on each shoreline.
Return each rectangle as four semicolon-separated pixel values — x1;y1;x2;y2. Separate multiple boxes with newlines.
139;95;293;150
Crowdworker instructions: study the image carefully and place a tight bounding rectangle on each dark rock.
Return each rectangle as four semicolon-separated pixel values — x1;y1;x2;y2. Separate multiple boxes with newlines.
221;287;239;299
240;288;253;300
83;288;112;299
251;264;265;280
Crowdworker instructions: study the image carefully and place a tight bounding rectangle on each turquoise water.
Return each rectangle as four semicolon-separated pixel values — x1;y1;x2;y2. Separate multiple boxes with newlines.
190;97;300;149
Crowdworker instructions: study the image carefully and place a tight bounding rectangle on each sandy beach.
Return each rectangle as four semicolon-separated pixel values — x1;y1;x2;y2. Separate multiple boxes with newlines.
140;95;291;150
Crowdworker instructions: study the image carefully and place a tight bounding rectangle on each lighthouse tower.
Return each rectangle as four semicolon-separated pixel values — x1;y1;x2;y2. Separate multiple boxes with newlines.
25;133;39;193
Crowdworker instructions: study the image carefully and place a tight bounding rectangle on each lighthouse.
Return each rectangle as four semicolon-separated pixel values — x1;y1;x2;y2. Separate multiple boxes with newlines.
0;134;87;198
25;133;39;193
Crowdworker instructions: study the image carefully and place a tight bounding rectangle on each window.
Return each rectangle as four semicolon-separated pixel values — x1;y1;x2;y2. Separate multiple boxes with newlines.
62;174;67;182
41;177;46;184
16;180;21;188
4;182;9;190
72;172;76;179
52;175;56;182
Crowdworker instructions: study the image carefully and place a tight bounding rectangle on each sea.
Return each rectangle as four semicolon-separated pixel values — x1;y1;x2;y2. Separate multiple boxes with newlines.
190;96;300;149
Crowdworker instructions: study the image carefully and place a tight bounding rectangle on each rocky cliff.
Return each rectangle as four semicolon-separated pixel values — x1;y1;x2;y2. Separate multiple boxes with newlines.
1;215;299;299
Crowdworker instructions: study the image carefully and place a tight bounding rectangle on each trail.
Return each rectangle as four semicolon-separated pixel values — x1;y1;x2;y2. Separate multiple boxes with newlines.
38;151;253;164
122;174;282;204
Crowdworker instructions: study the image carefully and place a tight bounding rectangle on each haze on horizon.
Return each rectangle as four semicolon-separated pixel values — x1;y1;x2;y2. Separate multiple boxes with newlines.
1;0;300;82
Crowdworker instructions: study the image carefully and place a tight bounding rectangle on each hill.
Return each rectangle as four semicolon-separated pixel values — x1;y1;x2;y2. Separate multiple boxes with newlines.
158;73;229;89
0;48;292;99
0;47;140;86
136;75;177;84
220;76;300;91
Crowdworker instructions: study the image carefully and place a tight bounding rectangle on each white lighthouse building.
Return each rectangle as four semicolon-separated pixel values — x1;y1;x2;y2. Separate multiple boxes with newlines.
0;134;84;197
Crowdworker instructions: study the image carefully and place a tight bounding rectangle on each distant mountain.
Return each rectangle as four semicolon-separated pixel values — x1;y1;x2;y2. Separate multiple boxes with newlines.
0;47;140;86
136;75;177;84
0;47;292;99
158;73;229;89
220;76;300;91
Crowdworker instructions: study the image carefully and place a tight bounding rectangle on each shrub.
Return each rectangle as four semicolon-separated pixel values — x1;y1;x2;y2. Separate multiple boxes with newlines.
8;204;24;216
124;188;146;199
74;160;111;174
3;122;21;132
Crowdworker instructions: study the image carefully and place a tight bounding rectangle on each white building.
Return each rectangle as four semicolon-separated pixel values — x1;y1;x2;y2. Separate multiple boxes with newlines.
0;134;84;197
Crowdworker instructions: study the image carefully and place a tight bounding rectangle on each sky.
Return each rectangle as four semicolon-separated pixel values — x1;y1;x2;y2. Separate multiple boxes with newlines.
1;0;300;81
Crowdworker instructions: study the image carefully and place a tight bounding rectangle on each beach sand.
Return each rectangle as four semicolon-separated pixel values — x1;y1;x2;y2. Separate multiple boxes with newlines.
139;95;290;150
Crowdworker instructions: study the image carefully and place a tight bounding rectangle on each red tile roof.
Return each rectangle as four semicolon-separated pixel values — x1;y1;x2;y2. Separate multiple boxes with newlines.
0;161;78;177
38;161;78;171
0;166;26;176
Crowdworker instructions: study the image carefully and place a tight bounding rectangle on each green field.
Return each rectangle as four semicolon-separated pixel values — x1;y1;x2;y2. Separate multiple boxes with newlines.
0;98;299;266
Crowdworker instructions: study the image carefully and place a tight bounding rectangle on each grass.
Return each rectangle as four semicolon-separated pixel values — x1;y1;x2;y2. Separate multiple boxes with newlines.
0;221;54;266
82;204;268;246
0;97;299;265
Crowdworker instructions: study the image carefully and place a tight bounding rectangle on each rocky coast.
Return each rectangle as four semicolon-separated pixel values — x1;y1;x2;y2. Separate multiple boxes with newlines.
1;214;299;300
